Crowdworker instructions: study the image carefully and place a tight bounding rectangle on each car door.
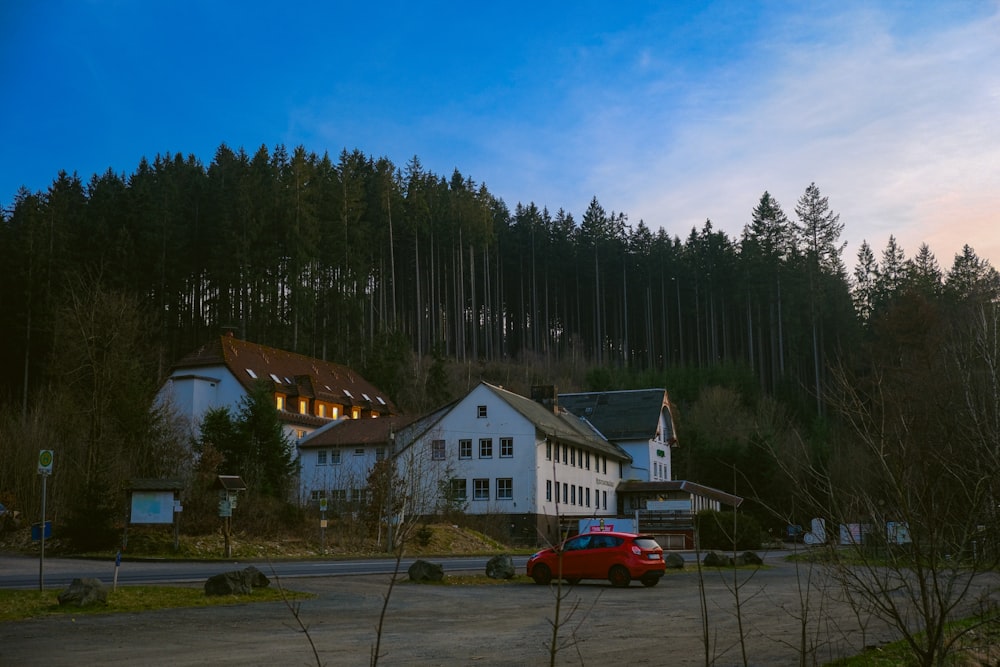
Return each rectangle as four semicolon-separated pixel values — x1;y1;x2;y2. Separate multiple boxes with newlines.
559;534;592;578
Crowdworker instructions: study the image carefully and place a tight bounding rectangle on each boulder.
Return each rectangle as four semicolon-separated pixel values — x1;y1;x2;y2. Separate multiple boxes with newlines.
204;566;271;596
407;559;444;583
58;577;108;607
702;551;734;567
738;551;763;566
663;552;686;569
485;554;515;580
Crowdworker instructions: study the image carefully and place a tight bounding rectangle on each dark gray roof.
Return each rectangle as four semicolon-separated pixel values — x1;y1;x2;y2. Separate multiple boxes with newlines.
617;479;743;508
128;478;185;491
558;389;670;441
486;383;630;461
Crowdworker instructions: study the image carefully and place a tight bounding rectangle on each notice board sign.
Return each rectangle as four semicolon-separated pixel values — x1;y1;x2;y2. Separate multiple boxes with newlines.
130;490;176;524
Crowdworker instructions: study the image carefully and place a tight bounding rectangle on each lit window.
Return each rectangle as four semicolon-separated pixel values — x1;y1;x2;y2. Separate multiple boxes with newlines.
477;405;487;418
318;404;326;418
497;478;513;500
317;450;327;466
299;399;308;414
431;440;446;460
459;439;472;459
479;438;492;458
473;478;489;500
275;395;285;411
500;438;513;458
351;407;360;419
331;406;340;419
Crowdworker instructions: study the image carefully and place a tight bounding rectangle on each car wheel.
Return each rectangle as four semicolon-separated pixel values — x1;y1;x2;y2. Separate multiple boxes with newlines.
608;565;631;587
531;564;552;585
641;574;660;588
566;578;581;585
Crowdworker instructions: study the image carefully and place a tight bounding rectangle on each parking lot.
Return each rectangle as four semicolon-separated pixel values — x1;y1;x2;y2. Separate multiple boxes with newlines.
0;555;915;666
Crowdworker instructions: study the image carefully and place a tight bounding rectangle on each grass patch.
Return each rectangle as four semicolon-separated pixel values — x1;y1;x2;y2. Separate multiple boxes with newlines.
0;585;314;622
410;574;533;586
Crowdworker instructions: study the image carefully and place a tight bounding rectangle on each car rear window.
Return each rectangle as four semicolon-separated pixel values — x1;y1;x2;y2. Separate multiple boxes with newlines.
633;537;661;550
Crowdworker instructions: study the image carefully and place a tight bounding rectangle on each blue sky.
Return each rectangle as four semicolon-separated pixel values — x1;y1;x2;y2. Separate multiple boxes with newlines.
3;1;998;268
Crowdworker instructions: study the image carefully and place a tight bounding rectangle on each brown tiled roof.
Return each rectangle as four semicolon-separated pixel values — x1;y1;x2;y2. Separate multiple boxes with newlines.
172;334;398;414
299;414;422;448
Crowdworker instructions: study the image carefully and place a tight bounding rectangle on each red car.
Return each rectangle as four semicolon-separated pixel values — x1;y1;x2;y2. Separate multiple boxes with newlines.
526;531;665;587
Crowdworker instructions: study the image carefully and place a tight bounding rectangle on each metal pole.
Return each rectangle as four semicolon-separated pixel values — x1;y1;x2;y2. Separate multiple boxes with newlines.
39;473;46;591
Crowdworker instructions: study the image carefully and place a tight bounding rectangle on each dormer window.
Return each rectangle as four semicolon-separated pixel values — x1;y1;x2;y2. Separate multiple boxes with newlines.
351;407;360;419
275;395;285;411
318;404;326;418
298;399;308;414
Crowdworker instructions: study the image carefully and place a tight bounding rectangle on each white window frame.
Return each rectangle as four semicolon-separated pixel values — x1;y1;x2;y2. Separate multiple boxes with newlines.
500;437;513;458
497;478;513;500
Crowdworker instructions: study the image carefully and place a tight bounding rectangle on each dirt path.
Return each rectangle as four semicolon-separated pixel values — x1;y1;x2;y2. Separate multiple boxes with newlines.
0;561;904;666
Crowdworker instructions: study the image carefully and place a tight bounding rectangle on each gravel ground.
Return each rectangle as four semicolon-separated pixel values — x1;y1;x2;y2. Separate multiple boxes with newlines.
0;558;915;667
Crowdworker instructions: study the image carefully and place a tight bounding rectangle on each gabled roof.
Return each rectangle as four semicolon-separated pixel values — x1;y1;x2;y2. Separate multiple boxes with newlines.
558;389;671;442
298;414;423;448
171;334;397;414
484;383;630;461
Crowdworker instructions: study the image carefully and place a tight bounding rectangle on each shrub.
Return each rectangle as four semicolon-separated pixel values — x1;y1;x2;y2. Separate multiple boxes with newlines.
696;509;762;551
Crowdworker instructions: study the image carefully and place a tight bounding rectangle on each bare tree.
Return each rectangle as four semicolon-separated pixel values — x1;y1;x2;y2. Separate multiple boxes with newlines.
778;294;1000;666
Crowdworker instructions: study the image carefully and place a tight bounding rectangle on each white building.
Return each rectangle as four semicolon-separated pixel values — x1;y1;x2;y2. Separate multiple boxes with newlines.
395;382;631;544
157;333;397;447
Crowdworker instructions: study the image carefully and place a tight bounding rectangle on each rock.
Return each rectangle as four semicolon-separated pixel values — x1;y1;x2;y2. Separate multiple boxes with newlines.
58;577;108;607
702;551;733;567
485;554;515;579
663;552;685;569
739;551;763;566
407;559;444;583
204;566;271;596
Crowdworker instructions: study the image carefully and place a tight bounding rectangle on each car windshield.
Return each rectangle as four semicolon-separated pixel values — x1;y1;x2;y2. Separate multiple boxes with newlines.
633;537;660;550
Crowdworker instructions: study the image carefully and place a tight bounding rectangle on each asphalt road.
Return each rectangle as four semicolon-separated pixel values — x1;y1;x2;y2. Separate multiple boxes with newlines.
0;554;527;590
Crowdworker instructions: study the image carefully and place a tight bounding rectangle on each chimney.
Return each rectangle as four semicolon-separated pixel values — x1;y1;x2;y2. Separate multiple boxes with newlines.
530;385;558;414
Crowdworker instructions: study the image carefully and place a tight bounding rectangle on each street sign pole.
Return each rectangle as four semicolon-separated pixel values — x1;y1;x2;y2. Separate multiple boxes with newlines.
37;449;53;591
